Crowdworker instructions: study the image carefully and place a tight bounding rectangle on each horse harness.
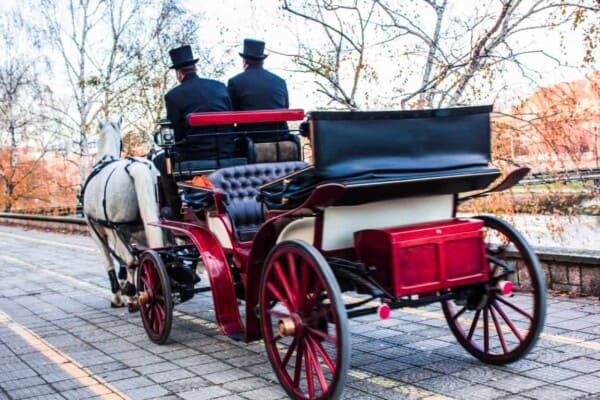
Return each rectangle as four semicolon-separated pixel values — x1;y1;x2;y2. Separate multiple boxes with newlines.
80;155;155;266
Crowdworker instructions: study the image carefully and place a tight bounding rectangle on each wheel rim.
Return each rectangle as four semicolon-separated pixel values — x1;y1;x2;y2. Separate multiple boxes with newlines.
260;240;349;400
442;216;546;364
137;251;172;344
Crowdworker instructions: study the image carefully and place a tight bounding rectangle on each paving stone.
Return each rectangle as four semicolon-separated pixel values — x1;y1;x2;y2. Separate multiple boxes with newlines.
557;374;600;393
124;384;170;400
179;386;232;400
147;367;196;384
449;384;510;400
109;375;154;391
5;383;59;400
485;374;546;394
161;376;210;392
523;365;581;382
237;385;287;400
222;376;274;392
521;384;587;400
203;367;254;384
414;374;472;393
25;394;67;400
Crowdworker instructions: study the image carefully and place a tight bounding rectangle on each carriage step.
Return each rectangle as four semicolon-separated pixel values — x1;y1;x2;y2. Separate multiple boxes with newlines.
194;286;211;293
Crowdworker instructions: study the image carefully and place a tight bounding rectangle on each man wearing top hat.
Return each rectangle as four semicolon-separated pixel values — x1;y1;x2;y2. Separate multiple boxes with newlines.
227;39;290;140
155;44;233;219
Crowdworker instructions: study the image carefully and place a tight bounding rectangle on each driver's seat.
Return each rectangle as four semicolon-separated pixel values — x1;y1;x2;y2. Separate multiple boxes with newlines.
208;161;309;242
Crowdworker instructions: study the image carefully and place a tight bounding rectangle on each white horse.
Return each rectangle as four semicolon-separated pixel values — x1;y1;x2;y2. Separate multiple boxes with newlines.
83;118;165;309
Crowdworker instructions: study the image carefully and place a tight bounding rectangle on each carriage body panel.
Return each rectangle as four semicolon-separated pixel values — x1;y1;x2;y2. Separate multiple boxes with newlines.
355;218;489;296
152;219;244;338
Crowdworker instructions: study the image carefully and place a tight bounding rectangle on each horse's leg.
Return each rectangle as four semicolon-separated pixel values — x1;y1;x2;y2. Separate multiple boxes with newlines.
86;220;124;308
107;229;140;312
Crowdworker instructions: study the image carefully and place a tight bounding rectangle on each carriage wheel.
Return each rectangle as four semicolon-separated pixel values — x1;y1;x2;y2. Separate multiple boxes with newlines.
137;250;173;344
442;215;546;364
259;240;350;400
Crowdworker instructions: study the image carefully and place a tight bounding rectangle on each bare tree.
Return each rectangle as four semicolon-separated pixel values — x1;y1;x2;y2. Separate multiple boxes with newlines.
279;0;386;110
120;1;231;154
280;0;600;110
0;9;51;212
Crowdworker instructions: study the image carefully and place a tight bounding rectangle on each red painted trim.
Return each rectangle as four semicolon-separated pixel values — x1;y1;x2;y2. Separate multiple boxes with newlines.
188;109;305;126
156;220;244;337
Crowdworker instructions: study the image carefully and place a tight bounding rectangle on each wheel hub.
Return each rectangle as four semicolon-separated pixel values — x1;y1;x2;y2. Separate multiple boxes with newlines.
277;314;303;337
138;291;150;305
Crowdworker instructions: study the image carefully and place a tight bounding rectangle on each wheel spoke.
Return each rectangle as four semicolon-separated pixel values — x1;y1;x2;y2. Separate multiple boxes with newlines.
307;333;336;373
267;281;293;311
281;337;298;369
492;300;525;342
266;309;291;319
155;303;165;323
299;259;311;310
496;296;535;321
467;308;481;341
287;253;300;301
140;274;151;290
483;308;490;353
305;335;328;393
304;280;325;315
489;305;509;353
304;342;315;397
293;339;304;388
452;304;468;322
274;260;297;309
303;307;329;324
306;326;336;344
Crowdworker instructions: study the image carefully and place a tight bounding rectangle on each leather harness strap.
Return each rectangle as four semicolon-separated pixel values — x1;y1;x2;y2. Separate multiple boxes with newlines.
81;156;154;266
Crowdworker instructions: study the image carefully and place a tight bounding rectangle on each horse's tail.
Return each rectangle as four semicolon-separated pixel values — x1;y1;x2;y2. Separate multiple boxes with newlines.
125;158;165;248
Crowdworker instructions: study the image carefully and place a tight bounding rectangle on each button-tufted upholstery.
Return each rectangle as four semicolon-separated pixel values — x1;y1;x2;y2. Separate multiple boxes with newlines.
208;161;309;242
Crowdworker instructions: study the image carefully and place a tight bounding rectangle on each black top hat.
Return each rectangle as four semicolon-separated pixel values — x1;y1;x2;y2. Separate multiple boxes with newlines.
239;39;268;60
169;45;199;69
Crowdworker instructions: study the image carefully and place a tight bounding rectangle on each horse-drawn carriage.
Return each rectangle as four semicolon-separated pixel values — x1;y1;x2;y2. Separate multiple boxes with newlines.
89;106;546;400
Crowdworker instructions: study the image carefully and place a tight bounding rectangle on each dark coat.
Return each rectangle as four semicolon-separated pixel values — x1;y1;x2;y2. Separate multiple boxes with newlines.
165;74;234;160
227;65;289;139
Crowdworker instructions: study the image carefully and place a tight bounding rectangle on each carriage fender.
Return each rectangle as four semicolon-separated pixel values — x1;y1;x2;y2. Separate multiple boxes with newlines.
154;221;244;338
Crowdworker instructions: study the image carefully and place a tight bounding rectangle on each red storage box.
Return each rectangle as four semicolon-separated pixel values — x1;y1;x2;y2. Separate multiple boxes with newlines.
354;218;488;296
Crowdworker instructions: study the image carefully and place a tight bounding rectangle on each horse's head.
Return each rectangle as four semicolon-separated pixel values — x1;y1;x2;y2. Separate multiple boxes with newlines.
97;117;123;162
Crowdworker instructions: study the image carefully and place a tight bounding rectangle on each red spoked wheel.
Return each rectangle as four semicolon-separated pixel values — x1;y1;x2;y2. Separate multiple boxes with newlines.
442;215;546;364
137;250;173;344
259;240;350;400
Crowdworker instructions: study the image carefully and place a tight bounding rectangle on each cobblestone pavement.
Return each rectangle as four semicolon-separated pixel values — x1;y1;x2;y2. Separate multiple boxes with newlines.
0;224;599;400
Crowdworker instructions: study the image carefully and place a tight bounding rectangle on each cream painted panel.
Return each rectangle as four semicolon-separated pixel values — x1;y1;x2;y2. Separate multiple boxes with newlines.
207;216;233;249
277;217;316;245
321;195;454;250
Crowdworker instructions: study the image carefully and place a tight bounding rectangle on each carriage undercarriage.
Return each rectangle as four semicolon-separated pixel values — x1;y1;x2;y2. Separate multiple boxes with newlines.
121;107;545;400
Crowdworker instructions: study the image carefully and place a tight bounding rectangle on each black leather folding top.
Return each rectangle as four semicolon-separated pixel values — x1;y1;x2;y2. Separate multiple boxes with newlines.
260;105;501;209
310;105;493;179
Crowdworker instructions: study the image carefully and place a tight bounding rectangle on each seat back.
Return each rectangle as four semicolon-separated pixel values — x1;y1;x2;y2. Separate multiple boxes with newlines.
244;135;302;163
208;161;309;242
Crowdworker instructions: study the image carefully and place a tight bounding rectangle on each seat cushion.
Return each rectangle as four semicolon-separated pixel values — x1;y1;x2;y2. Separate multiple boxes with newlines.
209;161;309;241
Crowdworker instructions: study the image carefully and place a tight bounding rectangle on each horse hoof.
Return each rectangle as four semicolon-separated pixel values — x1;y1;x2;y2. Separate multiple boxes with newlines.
127;302;140;313
110;301;125;308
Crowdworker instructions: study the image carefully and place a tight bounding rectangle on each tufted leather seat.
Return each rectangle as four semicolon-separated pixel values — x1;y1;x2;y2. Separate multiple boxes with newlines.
208;161;309;242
